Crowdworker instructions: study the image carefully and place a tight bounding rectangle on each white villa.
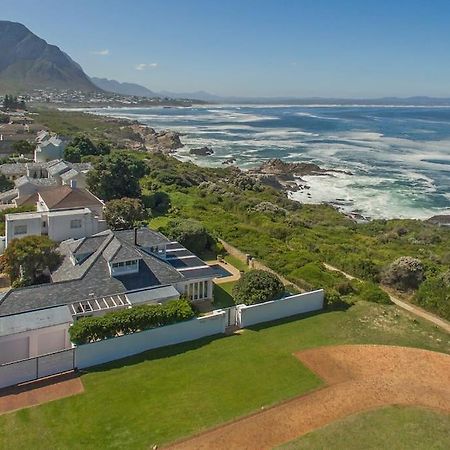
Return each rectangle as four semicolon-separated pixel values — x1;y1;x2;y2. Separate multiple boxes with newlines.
0;228;218;365
34;134;68;163
4;184;106;249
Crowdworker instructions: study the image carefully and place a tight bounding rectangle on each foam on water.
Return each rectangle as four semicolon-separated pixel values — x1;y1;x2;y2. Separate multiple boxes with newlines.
81;105;450;219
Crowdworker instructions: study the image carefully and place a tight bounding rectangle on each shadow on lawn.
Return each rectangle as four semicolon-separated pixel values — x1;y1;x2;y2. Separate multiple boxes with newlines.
82;333;239;374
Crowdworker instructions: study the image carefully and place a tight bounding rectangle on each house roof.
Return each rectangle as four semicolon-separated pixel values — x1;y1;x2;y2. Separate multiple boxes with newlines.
47;161;70;177
39;186;103;210
60;168;82;181
0;306;73;338
0;229;186;317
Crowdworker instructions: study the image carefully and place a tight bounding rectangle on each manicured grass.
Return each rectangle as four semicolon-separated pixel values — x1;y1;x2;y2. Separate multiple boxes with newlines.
278;406;450;450
0;302;448;450
213;281;237;308
223;254;249;272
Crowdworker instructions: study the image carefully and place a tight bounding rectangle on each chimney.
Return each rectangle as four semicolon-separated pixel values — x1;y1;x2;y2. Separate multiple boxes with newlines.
134;227;138;246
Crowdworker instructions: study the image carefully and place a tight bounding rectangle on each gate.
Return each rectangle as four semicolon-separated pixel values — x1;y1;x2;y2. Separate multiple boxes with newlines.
224;306;239;328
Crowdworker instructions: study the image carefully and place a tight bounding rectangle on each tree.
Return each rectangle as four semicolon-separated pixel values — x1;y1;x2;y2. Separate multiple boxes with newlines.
87;153;147;201
162;219;215;255
12;140;34;155
232;270;284;306
143;191;171;214
3;236;62;287
105;198;146;230
64;135;111;162
382;256;424;291
0;173;14;193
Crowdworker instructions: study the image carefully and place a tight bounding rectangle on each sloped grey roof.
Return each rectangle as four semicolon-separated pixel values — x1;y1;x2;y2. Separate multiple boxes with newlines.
60;168;81;180
47;161;70;177
0;229;185;317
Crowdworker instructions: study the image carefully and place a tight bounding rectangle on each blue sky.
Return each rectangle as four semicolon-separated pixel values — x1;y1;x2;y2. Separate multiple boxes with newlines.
2;0;450;97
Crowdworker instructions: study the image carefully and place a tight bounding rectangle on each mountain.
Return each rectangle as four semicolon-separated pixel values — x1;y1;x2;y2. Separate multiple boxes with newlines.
0;20;98;93
91;77;157;97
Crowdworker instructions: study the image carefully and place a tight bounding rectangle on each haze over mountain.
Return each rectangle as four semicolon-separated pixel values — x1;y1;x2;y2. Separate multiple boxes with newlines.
90;77;156;98
0;20;98;93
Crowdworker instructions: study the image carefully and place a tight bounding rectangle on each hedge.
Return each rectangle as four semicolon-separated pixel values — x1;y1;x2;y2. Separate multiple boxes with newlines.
69;299;194;345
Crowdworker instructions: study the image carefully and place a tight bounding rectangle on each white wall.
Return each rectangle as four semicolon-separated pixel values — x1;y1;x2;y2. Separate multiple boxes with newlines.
0;323;71;365
237;290;324;328
5;215;42;247
75;311;226;369
47;211;100;242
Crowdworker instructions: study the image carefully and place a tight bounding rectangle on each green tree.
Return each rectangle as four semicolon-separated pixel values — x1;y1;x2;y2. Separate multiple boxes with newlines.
87;153;147;201
414;271;450;320
104;197;146;230
232;270;285;306
64;135;111;162
143;191;171;214
162;219;215;255
3;236;62;287
0;173;14;193
12;140;34;155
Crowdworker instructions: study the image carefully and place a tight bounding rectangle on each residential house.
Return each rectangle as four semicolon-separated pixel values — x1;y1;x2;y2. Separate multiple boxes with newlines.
34;135;68;163
0;228;217;364
5;185;106;248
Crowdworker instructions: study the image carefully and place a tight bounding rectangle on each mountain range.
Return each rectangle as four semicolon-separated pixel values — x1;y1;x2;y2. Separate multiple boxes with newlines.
0;20;98;93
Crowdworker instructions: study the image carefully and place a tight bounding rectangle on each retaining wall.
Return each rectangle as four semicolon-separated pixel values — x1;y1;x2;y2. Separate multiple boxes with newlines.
237;290;324;328
75;310;227;369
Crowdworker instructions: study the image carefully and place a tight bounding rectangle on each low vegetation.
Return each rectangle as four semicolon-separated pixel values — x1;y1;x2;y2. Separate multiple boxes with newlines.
1;301;448;449
69;299;194;345
233;270;285;305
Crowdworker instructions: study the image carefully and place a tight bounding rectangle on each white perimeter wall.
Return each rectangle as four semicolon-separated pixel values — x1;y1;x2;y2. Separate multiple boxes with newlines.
237;290;324;328
75;310;226;369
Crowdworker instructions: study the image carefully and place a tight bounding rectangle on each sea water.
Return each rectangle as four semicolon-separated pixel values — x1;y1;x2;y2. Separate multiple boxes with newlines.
86;104;450;220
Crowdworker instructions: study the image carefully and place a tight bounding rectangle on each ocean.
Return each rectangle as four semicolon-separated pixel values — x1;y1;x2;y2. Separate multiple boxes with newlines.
85;105;450;220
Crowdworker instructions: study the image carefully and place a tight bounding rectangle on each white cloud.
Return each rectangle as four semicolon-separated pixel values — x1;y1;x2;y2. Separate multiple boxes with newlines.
91;49;110;56
135;63;158;70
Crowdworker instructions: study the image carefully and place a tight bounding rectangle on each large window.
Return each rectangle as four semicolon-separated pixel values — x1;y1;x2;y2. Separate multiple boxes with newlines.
14;224;27;235
186;281;209;301
70;219;82;229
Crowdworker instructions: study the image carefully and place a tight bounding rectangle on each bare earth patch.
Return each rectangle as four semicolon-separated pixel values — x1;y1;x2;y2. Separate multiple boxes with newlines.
167;345;450;450
0;372;84;415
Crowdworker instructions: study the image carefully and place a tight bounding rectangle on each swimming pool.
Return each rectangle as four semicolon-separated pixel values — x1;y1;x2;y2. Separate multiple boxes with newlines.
209;264;233;278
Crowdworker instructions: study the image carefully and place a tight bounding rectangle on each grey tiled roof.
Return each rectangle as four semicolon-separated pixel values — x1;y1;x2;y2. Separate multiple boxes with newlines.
0;229;185;316
47;161;70;177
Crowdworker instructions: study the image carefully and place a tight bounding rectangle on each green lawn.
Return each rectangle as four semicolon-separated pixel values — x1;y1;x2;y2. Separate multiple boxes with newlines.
223;254;249;272
279;406;450;450
0;302;449;450
212;281;237;308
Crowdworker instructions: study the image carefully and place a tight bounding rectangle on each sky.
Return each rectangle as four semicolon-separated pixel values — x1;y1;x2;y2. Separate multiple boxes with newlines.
2;0;450;98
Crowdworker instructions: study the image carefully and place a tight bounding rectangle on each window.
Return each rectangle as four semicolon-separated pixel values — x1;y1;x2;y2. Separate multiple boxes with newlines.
14;225;27;235
70;219;82;229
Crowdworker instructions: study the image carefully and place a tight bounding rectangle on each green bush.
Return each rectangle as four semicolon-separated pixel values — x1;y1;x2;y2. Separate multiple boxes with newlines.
358;282;391;304
69;299;194;345
414;272;450;320
233;270;284;306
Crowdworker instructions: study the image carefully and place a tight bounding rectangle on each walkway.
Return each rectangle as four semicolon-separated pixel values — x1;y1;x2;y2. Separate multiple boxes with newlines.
323;262;450;334
0;372;84;415
167;345;450;449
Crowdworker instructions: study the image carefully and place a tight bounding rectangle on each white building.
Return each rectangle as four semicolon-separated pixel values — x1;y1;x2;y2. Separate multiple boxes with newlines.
4;185;106;248
34;135;68;163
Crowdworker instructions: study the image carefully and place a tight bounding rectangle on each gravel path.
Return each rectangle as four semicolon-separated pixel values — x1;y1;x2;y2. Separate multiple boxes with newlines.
167;345;450;450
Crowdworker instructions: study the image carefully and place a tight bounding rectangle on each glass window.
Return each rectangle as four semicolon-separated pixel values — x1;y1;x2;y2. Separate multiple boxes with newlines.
70;219;82;229
14;225;27;235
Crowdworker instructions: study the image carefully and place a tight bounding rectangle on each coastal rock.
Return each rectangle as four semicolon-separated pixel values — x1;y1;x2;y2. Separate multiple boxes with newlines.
222;157;237;165
155;130;184;150
190;146;214;156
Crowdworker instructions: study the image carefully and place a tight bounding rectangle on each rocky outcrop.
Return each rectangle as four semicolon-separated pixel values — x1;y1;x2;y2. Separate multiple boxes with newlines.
222;157;237;165
190;146;214;156
128;124;184;152
248;158;352;192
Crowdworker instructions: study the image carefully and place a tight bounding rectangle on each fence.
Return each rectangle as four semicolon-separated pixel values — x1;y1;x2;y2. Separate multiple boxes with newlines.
237;290;324;328
0;348;74;389
76;310;227;369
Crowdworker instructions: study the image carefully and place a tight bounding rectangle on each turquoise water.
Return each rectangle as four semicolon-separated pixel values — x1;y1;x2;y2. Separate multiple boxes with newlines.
87;105;450;219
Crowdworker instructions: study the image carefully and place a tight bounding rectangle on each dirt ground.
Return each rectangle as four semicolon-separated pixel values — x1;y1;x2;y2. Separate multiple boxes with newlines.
167;345;450;450
0;372;84;415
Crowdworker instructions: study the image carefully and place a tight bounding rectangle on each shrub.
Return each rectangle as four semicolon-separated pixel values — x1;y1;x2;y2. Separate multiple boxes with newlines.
232;270;284;306
358;282;391;304
69;299;194;345
104;197;146;230
414;271;450;320
324;289;345;309
382;256;424;291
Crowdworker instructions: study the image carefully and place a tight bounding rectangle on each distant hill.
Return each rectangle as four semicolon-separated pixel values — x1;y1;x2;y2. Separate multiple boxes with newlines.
91;77;157;97
0;20;98;93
